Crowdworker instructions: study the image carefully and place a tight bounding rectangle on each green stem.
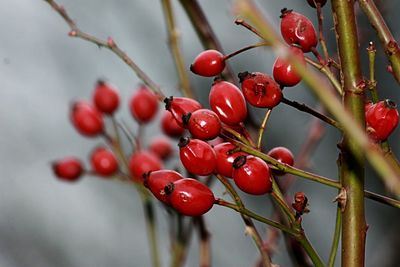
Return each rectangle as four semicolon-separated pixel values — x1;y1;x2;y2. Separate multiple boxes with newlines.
305;57;343;95
358;0;400;85
214;198;297;236
271;180;296;223
327;207;342;267
332;1;367;266
296;232;325;267
367;41;379;103
256;109;272;149
221;126;252;147
214;175;272;267
160;0;194;99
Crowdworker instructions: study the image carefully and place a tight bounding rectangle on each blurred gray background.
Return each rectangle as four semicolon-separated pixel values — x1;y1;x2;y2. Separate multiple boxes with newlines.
1;0;400;266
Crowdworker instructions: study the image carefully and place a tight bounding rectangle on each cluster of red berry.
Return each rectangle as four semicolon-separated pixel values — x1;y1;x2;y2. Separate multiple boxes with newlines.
52;3;399;220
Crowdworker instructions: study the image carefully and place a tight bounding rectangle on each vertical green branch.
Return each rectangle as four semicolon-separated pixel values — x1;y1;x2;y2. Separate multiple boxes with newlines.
160;0;194;98
331;1;367;266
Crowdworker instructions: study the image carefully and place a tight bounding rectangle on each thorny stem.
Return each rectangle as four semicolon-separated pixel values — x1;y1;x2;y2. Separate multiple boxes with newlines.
332;1;367;266
327;206;342;267
281;97;342;130
215;174;272;267
235;0;400;198
358;0;400;85
367;41;379;103
160;0;194;98
178;0;237;84
214;198;297;236
224;42;269;61
305;57;343;95
256;109;272;149
43;0;165;99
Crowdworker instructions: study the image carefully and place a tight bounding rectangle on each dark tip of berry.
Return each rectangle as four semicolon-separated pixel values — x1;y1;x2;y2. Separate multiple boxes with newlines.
182;112;192;126
178;136;190;148
96;79;106;87
164;96;173;110
189;64;195;73
232;155;247;169
142;171;152;188
280;8;292;18
212;77;223;84
238;71;251;83
385;99;397;109
164;182;175;195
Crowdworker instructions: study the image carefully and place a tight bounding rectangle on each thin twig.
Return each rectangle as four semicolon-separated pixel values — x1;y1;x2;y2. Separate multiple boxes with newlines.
256;109;272;149
43;0;165;99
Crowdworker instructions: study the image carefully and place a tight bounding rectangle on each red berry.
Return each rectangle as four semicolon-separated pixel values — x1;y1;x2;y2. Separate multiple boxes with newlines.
161;110;185;138
52;157;83;182
178;137;216;176
166;178;214;216
280;9;317;53
209;80;247;125
306;0;327;8
143;170;183;204
129;150;163;182
130;85;159;123
70;101;104;137
93;80;120;114
365;99;399;141
190;50;225;77
183;109;221;140
214;142;247;178
90;147;119;176
273;46;306;87
238;71;283;108
164;96;202;127
267;146;294;176
149;136;173;160
232;155;272;195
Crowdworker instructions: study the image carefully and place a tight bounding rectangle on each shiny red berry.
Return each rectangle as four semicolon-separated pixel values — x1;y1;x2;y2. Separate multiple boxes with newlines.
238;71;283;108
178;137;216;176
190;50;226;77
232;155;272;195
166;178;214;216
273;46;306;87
161;111;185;138
306;0;327;8
149;136;173;160
214;142;247;178
209;80;247;125
267;146;294;176
52;157;83;182
70;101;104;137
129;150;163;182
93;80;120;114
130;85;159;123
183;109;221;140
143;170;183;204
90;147;118;176
280;9;318;53
365;99;399;141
